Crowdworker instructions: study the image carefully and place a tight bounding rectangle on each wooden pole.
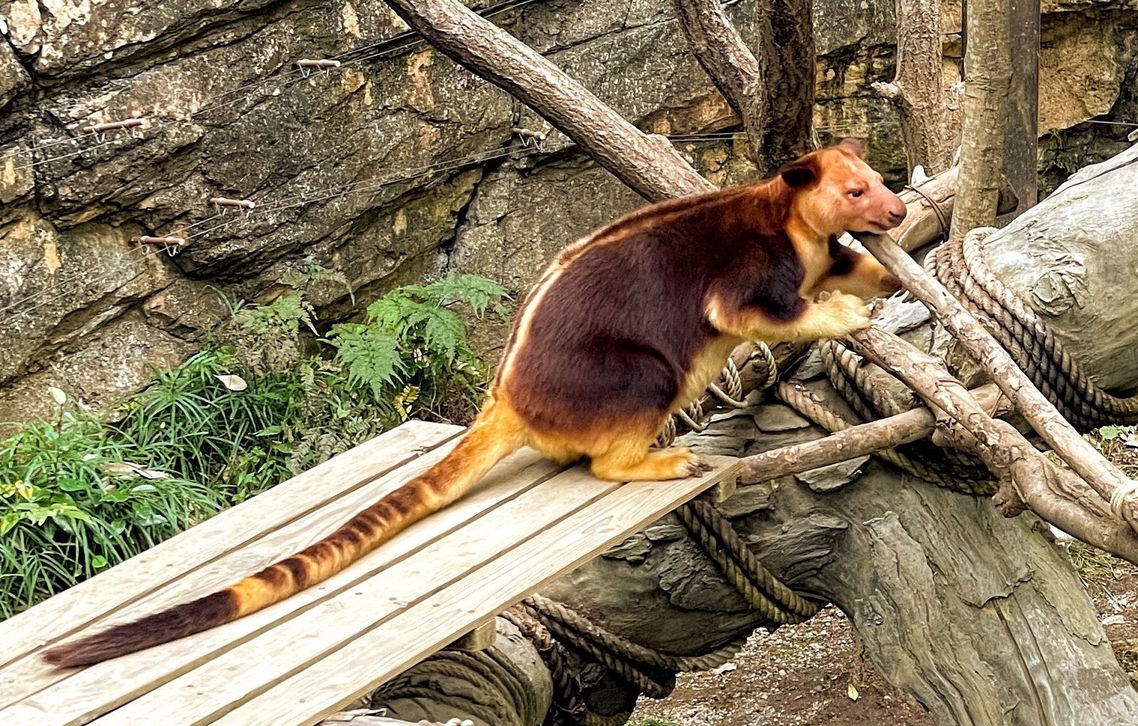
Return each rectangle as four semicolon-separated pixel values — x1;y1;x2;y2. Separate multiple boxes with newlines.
1004;0;1040;210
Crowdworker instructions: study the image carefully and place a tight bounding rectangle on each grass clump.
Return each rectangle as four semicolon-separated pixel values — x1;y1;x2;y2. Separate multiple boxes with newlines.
0;273;508;618
0;404;225;617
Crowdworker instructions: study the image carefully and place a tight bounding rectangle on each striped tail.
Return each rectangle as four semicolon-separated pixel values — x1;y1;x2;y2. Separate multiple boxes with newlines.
42;401;525;668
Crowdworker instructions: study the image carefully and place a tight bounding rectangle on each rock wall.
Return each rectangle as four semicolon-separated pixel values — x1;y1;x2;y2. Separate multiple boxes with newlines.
0;0;1134;425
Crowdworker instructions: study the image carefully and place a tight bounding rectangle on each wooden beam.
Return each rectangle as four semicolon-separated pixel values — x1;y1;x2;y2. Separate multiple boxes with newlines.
738;384;1000;485
381;0;714;202
1004;0;1040;211
853;230;1138;532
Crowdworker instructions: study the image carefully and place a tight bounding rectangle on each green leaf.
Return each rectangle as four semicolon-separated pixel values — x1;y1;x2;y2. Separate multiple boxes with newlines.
421;308;464;363
327;325;404;396
1099;425;1123;441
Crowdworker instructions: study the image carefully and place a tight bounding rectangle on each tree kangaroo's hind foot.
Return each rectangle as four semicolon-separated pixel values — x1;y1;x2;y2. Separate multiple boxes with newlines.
590;445;704;482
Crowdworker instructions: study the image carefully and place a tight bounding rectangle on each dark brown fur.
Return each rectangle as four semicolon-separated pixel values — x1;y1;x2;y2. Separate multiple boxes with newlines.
42;142;904;669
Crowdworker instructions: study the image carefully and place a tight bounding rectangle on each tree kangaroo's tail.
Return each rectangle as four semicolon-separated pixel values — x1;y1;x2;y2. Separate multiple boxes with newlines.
43;400;525;668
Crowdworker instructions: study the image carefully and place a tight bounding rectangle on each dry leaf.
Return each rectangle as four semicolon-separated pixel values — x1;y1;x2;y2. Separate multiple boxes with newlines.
103;461;173;480
847;683;860;701
215;374;248;392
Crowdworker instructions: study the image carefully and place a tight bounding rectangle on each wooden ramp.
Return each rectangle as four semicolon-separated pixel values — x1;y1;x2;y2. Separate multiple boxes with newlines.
0;420;740;725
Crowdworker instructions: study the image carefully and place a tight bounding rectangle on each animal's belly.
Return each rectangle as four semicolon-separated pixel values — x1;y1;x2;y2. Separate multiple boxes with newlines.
670;335;743;412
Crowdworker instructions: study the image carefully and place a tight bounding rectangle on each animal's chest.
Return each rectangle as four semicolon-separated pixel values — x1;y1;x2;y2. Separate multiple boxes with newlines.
795;242;837;296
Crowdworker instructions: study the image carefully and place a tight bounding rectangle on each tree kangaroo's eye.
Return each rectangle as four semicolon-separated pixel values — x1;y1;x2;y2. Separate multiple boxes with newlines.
849;189;864;198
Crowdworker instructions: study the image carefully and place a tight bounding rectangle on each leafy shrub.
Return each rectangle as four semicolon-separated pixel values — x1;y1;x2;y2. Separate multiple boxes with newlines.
326;274;508;419
0;404;224;618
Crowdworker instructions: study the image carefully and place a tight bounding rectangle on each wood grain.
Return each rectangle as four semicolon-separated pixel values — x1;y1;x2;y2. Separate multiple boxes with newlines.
3;448;556;724
210;458;740;726
0;421;462;671
88;463;625;724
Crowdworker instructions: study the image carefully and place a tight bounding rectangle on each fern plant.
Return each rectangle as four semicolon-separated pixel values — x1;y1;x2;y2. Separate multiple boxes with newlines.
326;274;508;418
0;273;507;618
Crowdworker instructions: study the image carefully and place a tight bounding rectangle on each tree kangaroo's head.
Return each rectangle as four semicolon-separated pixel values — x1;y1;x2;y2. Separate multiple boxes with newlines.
779;139;907;237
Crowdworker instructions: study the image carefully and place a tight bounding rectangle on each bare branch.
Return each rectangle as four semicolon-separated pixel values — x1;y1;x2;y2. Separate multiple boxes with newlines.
382;0;714;201
853;230;1138;531
738;383;1001;484
848;327;1138;565
672;0;815;173
891;166;1016;251
949;0;1013;239
671;0;767;166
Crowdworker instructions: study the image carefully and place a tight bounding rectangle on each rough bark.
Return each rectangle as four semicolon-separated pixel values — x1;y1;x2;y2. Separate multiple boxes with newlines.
370;149;1138;725
872;0;961;174
380;0;714;202
763;0;817;164
949;0;1013;240
672;0;815;173
892;166;1017;251
738;383;1002;484
1003;0;1041;210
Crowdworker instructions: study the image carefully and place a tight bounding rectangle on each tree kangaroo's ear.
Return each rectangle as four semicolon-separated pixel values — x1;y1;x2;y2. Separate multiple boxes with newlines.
778;155;819;188
837;138;867;158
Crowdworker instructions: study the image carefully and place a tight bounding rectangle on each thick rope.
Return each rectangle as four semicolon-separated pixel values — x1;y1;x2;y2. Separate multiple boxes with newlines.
676;501;822;622
518;600;676;699
930;228;1138;429
501;606;588;725
370;635;545;724
813;342;997;492
776;382;997;496
657;342;778;447
523;594;746;673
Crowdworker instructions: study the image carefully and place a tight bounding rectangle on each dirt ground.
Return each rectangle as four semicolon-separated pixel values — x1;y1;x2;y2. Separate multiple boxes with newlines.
629;433;1138;726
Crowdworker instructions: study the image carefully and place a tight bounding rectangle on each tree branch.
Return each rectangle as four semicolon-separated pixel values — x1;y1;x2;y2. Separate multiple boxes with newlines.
671;0;768;170
738;383;1001;484
853;230;1138;532
872;0;960;174
381;0;714;201
672;0;814;173
846;327;1138;564
891;166;1017;251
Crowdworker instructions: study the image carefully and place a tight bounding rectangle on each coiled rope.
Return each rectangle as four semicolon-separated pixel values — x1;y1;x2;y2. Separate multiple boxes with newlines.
928;228;1138;430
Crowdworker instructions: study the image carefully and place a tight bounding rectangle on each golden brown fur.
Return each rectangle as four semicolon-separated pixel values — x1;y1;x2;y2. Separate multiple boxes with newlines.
43;140;904;668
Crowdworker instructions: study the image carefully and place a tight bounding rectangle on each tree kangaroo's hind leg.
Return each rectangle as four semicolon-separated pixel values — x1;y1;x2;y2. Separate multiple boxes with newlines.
588;428;703;482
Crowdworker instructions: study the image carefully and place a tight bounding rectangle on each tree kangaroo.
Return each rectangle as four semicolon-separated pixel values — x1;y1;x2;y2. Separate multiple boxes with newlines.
45;139;905;668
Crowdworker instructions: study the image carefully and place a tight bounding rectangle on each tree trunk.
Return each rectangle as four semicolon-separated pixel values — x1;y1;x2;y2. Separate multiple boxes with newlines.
762;0;817;165
368;147;1138;725
950;0;1013;240
1002;0;1041;211
672;0;816;173
873;0;960;174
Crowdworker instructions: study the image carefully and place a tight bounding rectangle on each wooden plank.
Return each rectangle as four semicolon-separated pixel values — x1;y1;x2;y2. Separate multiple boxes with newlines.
84;463;626;725
0;420;462;670
212;457;742;726
0;425;467;711
2;448;558;724
445;621;497;652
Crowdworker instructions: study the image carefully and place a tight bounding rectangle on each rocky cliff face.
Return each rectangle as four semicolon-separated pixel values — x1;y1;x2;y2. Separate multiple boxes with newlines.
0;0;1135;425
